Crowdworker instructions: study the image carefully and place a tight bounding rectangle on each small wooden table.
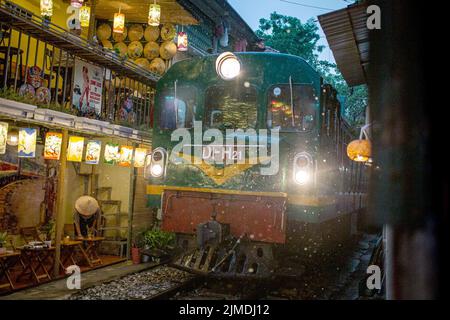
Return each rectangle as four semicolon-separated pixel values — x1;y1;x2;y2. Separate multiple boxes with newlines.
0;251;21;291
17;247;55;284
60;240;83;271
76;237;105;268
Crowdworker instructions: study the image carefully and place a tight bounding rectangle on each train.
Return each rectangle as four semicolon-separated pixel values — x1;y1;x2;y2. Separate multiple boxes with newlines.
145;52;368;277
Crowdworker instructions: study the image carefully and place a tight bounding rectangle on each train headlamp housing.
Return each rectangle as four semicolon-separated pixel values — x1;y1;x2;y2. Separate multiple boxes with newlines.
146;148;167;179
216;52;241;80
293;152;314;186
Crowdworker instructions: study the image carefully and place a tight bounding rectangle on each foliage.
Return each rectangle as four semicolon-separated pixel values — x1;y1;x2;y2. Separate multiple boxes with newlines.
141;228;175;251
0;87;77;115
39;219;55;241
256;12;368;126
0;231;7;247
256;12;323;65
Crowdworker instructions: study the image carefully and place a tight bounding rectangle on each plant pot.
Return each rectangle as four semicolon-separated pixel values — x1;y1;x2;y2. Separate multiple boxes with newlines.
131;247;141;264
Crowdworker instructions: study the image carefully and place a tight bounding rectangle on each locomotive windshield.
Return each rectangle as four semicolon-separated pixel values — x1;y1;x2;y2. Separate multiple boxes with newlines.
159;87;197;129
267;84;316;132
205;85;258;130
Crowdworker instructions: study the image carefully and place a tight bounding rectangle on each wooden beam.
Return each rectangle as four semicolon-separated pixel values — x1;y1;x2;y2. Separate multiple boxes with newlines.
53;129;69;278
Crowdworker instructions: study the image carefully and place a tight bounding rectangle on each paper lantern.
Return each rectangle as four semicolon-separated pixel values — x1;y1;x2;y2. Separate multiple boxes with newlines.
128;24;144;41
347;139;372;162
113;42;128;58
119;146;133;167
144;26;160;42
18;128;37;158
113;26;127;42
97;23;112;41
71;0;83;8
113;10;126;34
161;24;176;41
144;42;160;60
67;136;85;162
148;1;161;27
149;58;166;75
85;140;101;165
104;143;120;165
160;41;177;60
134;148;148;168
6;130;18;147
128;41;144;59
44;132;63;160
79;5;91;28
0;122;8;155
177;31;188;52
40;0;53;18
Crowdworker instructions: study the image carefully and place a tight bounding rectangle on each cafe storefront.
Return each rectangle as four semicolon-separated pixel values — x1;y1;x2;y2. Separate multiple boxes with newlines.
0;0;257;293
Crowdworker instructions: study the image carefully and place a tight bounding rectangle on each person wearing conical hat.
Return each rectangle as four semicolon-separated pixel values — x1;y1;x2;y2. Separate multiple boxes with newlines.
73;196;100;239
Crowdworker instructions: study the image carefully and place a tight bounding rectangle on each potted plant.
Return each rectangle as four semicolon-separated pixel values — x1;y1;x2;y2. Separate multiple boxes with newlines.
131;231;145;265
39;219;55;247
0;231;8;255
141;228;175;262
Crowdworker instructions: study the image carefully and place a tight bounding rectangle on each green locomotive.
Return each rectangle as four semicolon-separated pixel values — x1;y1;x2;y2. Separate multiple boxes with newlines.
145;52;367;277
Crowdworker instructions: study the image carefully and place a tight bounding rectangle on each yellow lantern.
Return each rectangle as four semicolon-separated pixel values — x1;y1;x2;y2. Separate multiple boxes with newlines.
0;122;8;154
67;136;85;162
134;148;148;168
71;0;83;8
177;31;188;52
113;8;126;34
148;0;161;27
40;0;53;18
347;139;372;162
79;5;91;28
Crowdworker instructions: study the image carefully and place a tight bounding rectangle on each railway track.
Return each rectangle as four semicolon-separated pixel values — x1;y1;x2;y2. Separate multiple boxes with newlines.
67;234;381;300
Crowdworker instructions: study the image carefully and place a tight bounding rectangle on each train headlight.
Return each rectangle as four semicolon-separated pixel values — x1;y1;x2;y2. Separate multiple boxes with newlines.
147;148;167;179
150;164;163;177
216;52;241;80
293;152;314;186
295;170;310;185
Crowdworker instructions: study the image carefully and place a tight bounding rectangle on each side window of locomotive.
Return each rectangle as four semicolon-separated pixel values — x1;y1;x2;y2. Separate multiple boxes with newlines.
267;85;316;132
159;88;197;130
205;85;258;129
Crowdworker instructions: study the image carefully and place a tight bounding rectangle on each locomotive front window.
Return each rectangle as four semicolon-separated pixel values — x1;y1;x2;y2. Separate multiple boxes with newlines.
205;85;257;130
160;87;197;130
267;85;316;132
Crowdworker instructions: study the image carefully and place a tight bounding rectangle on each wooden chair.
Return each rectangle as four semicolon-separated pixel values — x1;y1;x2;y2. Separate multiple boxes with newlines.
20;227;41;243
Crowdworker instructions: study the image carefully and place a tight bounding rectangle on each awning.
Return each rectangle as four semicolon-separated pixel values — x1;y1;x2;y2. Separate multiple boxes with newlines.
319;3;369;86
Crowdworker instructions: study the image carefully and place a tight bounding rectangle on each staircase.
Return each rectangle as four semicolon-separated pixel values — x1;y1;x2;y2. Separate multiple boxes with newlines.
72;163;129;258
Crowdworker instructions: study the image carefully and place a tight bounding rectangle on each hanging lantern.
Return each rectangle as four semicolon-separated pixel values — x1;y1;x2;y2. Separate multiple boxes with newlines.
177;31;188;52
347;139;372;162
0;122;8;154
40;0;53;18
148;0;161;27
85;140;102;165
113;8;126;34
79;4;91;28
119;146;133;167
134;148;148;168
18;128;37;158
6;129;18;147
104;143;120;165
44;132;63;160
67;136;85;162
71;0;83;8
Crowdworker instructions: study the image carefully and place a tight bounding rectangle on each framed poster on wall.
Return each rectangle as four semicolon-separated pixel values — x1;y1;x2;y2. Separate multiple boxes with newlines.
72;58;104;117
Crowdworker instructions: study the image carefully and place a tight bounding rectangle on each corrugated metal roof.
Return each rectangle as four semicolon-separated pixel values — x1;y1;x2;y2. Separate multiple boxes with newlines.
319;4;369;86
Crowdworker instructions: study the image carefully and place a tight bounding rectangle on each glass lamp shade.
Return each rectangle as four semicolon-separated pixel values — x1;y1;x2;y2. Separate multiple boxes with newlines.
113;12;126;34
148;4;161;27
177;31;188;51
40;0;53;17
79;5;91;28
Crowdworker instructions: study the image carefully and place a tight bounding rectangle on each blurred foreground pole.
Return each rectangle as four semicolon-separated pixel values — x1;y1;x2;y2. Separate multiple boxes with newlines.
369;0;447;299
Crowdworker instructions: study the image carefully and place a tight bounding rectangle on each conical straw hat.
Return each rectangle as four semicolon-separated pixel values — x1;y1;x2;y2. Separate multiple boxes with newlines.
75;196;99;216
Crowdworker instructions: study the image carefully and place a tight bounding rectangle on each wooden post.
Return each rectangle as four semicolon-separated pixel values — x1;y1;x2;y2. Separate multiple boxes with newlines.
53;129;69;278
126;143;138;260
